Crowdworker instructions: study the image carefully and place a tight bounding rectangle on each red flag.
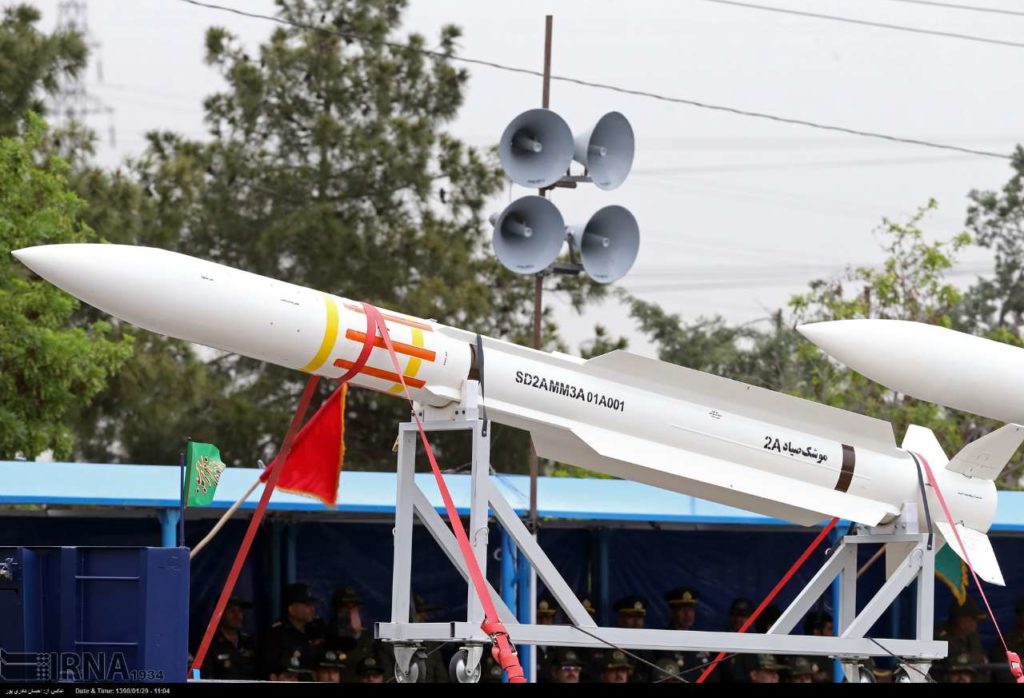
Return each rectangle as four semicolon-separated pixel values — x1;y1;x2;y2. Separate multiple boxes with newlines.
260;384;347;506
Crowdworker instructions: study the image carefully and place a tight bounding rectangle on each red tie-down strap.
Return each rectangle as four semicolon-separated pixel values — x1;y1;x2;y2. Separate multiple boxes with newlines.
696;516;839;683
913;452;1024;684
363;302;526;683
191;309;381;677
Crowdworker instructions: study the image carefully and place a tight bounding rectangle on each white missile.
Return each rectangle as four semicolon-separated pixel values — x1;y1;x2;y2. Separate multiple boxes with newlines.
798;318;1024;423
14;245;1021;585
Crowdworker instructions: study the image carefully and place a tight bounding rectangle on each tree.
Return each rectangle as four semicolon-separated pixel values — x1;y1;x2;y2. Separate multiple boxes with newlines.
960;147;1024;336
0;5;86;136
0;114;132;460
70;0;597;472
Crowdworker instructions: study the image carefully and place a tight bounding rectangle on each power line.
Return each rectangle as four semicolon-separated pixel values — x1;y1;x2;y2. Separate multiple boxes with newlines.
698;0;1024;48
878;0;1024;18
175;0;1013;161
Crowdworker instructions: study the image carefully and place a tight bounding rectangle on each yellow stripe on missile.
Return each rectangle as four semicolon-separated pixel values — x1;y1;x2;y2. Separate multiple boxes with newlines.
301;293;339;373
388;327;425;394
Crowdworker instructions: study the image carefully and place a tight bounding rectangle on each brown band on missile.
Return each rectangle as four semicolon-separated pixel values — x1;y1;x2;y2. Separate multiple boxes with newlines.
836;444;855;493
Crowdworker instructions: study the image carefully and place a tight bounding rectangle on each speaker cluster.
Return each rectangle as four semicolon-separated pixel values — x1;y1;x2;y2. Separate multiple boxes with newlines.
492;109;639;284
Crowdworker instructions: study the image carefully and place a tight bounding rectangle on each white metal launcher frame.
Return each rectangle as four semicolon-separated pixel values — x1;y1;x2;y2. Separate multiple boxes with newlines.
374;381;944;684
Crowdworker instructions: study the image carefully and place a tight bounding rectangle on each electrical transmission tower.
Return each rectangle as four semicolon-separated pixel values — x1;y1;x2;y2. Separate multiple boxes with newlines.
51;0;115;145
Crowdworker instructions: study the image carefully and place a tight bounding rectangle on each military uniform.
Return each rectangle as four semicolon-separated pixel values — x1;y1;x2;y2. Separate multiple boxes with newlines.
535;596;558;683
785;656;815;683
356;655;386;683
208;627;257;679
992;605;1024;684
608;596;654;683
206;597;257;680
264;583;321;679
935;598;989;682
548;648;584;684
412;593;448;682
600;649;634;683
658;586;715;683
719;598;755;683
325;585;389;683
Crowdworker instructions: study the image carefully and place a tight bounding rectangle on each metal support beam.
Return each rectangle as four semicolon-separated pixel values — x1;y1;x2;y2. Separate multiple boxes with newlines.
157;509;180;548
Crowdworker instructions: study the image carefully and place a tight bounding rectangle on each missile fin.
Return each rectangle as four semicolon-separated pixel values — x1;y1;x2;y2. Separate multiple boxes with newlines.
935;522;1005;586
532;422;898;527
585;351;901;455
946;424;1024;481
901;424;948;466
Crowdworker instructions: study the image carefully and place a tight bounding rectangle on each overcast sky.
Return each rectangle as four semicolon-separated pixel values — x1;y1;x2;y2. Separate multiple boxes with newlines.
28;0;1024;357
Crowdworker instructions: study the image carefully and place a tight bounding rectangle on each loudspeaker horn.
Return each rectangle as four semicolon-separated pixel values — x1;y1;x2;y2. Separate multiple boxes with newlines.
498;109;575;189
567;205;639;283
490;195;567;275
573;112;635;191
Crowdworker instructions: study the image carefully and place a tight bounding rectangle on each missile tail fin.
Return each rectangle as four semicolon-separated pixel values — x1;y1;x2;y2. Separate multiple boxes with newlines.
935;521;1005;586
901;424;948;466
946;423;1024;482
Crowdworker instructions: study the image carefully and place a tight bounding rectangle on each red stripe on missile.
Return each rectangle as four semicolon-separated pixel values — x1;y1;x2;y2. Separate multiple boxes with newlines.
333;358;426;389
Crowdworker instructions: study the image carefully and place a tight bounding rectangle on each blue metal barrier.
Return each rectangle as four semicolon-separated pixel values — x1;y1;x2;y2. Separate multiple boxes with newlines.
0;546;189;683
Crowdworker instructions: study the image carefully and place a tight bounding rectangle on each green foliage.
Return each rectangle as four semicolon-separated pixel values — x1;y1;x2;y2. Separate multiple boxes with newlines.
65;0;565;472
0;115;132;459
960;147;1024;334
0;5;86;136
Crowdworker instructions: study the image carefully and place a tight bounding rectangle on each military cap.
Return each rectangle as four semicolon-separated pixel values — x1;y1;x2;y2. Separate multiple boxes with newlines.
666;587;698;607
787;656;816;677
317;647;347;669
357;656;385;676
579;594;598;617
331;585;361;608
554;648;583;668
654;657;684;679
948;597;987;621
537;595;558;617
226;596;252;609
274;648;314;676
729;598;754;615
945;653;977;674
754;654;786;671
614;595;647;615
283;582;320;606
604;650;633;671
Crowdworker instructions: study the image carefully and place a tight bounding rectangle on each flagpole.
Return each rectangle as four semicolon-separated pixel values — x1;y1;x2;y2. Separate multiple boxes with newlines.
178;447;186;547
190;469;264;560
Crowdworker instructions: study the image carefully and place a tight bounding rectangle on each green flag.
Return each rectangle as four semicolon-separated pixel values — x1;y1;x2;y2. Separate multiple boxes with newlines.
936;543;968;606
184;441;226;507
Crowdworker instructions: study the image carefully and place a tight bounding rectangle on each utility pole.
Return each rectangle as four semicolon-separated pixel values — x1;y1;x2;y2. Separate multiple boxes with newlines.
51;0;116;145
527;14;553;538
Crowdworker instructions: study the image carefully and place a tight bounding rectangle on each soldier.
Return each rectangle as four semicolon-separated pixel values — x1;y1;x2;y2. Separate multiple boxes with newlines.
659;586;714;681
785;656;815;683
610;596;652;682
264;582;321;679
937;598;989;682
748;654;784;683
313;645;347;683
991;597;1024;682
802;611;834;683
549;648;583;684
325;585;387;683
535;594;559;682
268;646;315;682
719;598;754;683
600;650;633;684
943;652;979;684
356;656;386;683
651;657;684;684
207;597;257;680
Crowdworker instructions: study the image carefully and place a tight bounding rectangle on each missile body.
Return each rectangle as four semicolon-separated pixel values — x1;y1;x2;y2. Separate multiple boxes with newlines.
798;319;1024;423
14;245;1017;584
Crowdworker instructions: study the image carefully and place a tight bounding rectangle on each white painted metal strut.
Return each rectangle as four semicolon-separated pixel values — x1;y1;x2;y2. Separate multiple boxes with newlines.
376;381;943;683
